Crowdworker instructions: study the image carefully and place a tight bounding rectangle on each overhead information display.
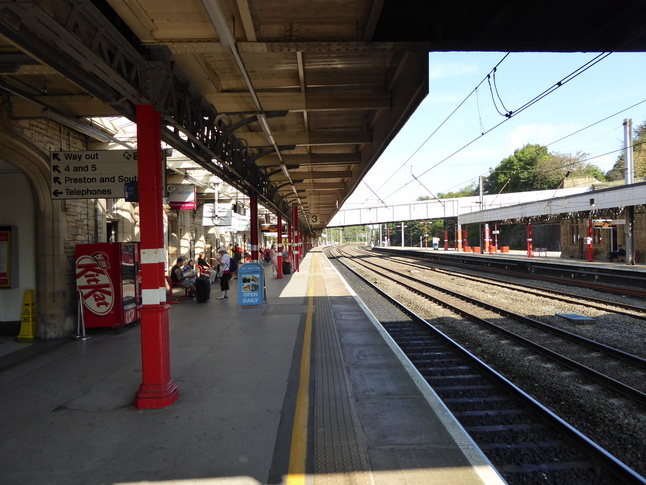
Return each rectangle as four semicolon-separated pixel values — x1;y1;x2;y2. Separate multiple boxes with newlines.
50;150;138;199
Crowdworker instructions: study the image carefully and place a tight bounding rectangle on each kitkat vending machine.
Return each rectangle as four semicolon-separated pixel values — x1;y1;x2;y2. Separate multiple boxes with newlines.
75;242;141;329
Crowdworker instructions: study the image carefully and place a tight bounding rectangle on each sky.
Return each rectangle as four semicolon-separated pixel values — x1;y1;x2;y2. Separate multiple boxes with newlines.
341;51;646;210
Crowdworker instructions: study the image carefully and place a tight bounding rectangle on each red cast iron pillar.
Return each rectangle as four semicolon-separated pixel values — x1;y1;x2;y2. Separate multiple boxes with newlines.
250;194;259;263
292;204;300;272
527;223;533;258
484;224;491;254
277;214;284;279
287;220;293;269
587;219;594;262
134;105;178;410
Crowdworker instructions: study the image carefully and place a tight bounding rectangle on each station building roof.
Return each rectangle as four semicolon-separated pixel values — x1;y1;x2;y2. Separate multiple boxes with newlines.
459;181;646;225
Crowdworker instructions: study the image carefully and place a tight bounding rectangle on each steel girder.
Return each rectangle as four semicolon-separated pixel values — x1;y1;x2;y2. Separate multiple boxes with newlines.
0;0;292;219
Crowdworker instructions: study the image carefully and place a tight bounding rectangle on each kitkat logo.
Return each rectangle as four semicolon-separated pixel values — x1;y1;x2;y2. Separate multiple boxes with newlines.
75;253;114;315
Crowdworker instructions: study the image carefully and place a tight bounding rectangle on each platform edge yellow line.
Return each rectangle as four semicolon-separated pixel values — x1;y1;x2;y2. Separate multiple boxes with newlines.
286;254;317;485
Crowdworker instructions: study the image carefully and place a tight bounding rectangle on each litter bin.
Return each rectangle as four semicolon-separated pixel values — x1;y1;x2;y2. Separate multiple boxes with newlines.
282;261;291;274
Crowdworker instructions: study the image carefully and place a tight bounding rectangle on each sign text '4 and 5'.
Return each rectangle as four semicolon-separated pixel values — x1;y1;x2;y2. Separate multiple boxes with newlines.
50;150;138;199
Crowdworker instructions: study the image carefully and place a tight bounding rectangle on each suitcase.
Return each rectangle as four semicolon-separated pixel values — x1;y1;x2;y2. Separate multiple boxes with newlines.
195;275;211;302
282;261;291;274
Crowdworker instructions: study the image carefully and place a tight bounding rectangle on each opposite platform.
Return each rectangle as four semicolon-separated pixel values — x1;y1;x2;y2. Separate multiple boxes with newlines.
0;249;504;484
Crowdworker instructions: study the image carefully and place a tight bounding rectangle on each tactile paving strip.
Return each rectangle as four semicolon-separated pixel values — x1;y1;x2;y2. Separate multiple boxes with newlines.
313;259;373;485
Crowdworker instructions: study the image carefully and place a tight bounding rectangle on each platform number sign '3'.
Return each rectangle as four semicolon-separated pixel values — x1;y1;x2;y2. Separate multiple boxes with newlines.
310;214;320;224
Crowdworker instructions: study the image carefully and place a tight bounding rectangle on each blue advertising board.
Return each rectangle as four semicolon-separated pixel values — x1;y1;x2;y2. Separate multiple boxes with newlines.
238;263;264;305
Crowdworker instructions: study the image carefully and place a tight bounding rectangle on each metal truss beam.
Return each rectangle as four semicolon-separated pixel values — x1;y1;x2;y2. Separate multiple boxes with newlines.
0;0;292;219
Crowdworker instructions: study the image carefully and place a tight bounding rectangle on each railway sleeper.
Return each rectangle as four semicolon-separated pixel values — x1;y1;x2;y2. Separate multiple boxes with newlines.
453;408;528;418
418;368;478;377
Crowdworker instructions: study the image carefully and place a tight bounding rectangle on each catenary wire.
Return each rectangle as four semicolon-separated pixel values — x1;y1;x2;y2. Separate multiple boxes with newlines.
374;53;511;194
443;99;646;192
381;52;615;202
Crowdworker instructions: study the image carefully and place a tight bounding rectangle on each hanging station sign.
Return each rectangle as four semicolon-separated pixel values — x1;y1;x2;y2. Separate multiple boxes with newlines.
167;184;196;210
50;150;138;199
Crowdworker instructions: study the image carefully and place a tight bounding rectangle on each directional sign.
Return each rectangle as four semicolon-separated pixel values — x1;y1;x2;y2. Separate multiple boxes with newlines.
50;150;138;199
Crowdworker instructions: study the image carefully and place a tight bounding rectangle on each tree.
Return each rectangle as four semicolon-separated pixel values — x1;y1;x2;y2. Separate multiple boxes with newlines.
437;182;479;198
606;120;646;181
534;152;606;188
484;144;604;194
484;144;551;194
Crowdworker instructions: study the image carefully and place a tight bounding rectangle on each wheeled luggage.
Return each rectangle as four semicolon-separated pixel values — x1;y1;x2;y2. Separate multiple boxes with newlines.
282;261;291;274
195;274;211;302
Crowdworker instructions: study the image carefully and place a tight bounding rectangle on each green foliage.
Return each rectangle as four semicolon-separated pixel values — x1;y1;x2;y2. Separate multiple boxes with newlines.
385;220;445;247
325;225;371;243
483;144;550;194
437;182;479;199
483;144;604;194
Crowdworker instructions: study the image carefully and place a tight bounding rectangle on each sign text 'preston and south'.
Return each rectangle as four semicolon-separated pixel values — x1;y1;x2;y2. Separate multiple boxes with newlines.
50;150;138;199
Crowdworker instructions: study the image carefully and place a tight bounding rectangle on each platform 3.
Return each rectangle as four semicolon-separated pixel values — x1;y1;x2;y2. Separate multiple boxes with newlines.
0;249;504;485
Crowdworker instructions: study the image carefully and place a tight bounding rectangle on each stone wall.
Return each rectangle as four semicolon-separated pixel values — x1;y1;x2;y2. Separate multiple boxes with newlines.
560;212;646;262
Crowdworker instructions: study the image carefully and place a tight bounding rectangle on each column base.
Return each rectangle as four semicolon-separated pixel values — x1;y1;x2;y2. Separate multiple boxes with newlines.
134;379;179;410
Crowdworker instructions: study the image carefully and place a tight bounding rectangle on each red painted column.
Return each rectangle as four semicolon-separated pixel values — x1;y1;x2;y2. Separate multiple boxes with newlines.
277;214;284;279
250;194;259;263
292;204;300;272
527;223;533;258
484;224;491;253
587;219;594;262
443;229;448;251
134;105;178;410
287;220;293;270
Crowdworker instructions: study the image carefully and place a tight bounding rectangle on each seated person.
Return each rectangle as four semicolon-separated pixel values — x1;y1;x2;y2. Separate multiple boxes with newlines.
170;257;196;297
609;245;626;261
197;252;218;283
183;259;200;278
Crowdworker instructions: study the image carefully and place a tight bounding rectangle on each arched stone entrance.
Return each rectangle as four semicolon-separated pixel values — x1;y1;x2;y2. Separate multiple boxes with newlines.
0;127;74;338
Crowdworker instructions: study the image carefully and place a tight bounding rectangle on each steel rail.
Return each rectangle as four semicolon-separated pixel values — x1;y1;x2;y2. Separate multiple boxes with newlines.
350;251;646;404
328;246;646;485
367;248;646;318
374;247;646;299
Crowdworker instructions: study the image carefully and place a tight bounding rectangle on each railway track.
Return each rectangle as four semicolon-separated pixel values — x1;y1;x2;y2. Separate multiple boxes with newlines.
372;246;646;300
377;251;646;320
345;250;646;401
326;244;646;485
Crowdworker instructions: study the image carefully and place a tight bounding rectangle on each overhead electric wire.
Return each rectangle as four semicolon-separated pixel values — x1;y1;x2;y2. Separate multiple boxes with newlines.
381;51;615;202
488;67;511;117
374;53;511;194
362;181;389;208
544;98;646;148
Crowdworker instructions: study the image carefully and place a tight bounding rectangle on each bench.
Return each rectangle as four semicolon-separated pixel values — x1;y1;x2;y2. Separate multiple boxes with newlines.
535;247;548;257
165;276;188;304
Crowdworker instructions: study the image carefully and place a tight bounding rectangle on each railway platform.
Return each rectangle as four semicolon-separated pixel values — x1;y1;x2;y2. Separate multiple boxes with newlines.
376;245;646;293
0;248;504;485
383;246;646;269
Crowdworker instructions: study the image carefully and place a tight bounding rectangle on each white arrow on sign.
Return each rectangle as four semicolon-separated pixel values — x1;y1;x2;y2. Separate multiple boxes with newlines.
50;150;138;199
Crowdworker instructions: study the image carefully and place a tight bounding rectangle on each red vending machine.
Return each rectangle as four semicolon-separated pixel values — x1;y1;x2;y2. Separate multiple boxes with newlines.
75;242;141;329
